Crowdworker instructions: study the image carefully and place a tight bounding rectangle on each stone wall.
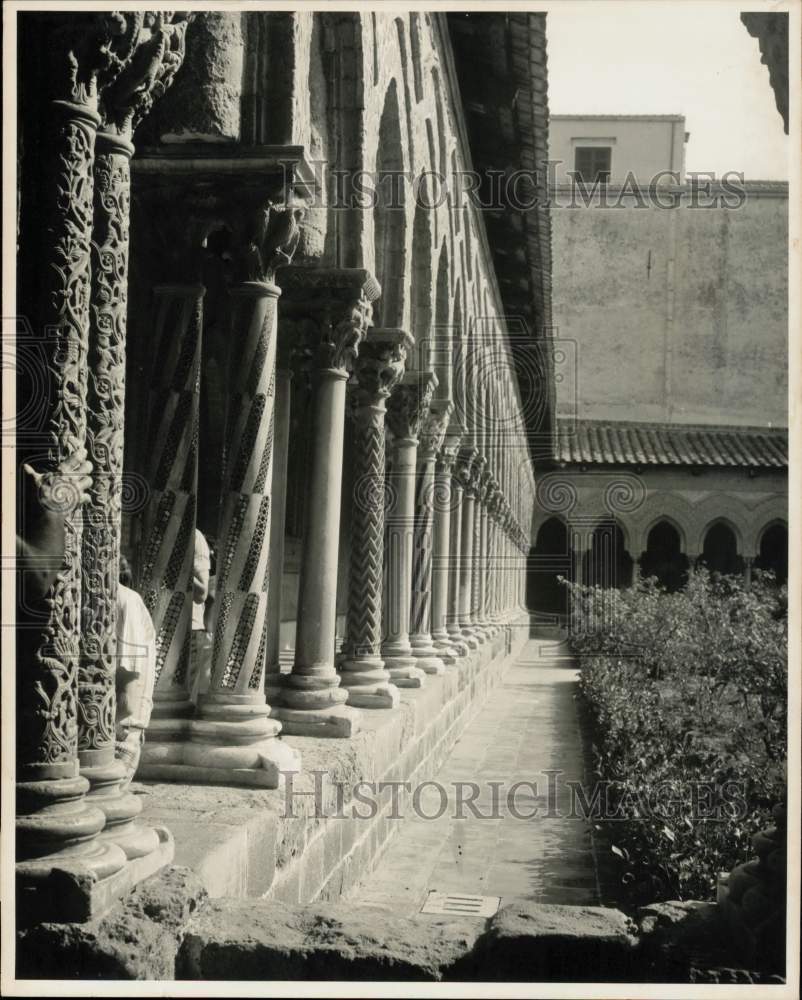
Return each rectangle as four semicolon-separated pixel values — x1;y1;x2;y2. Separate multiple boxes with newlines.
551;183;788;428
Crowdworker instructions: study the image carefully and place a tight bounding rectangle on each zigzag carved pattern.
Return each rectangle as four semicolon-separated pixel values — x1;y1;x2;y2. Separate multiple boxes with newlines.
344;414;385;656
410;467;434;634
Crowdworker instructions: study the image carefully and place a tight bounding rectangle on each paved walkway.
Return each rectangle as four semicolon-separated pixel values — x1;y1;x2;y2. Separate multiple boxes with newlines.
351;637;609;916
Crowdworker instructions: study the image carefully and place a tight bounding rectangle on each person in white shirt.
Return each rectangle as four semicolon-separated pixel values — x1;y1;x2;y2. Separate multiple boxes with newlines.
115;555;157;788
189;529;213;704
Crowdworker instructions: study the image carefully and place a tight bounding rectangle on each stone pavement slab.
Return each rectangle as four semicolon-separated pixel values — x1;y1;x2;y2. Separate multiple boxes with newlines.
350;637;607;915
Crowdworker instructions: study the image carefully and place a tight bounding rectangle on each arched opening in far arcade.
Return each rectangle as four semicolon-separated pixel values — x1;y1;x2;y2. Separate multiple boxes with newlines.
527;516;570;622
640;520;688;592
755;521;788;585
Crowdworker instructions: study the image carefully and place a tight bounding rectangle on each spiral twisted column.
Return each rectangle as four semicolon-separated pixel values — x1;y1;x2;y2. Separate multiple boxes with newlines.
181;277;301;784
339;328;413;708
408;398;452;675
137;284;204;763
273;267;379;737
264;334;294;707
381;371;438;686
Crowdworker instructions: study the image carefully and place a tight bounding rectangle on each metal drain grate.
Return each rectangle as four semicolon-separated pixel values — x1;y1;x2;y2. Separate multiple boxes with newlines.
420;891;500;917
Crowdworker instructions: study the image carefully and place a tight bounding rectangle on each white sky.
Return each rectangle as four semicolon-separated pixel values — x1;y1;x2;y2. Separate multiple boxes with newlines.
546;2;789;180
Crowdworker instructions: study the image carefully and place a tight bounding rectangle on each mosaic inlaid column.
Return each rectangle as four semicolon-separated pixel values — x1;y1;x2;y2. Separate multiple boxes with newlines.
382;372;438;686
339;328;412;709
409;397;451;675
431;432;463;664
137;283;204;767
456;448;480;650
187;270;301;784
264;340;293;707
274;268;379;736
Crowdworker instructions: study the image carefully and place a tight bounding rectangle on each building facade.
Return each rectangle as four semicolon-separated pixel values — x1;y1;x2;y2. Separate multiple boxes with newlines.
530;112;788;615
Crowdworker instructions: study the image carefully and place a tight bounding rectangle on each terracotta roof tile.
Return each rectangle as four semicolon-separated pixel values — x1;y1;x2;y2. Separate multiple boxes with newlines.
555;419;787;469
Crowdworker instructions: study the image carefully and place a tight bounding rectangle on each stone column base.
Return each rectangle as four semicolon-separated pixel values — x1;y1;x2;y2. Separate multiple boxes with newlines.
409;637;447;674
138;693;302;787
383;655;427;688
459;628;481;650
17;825;174;927
339;657;401;709
274;703;361;738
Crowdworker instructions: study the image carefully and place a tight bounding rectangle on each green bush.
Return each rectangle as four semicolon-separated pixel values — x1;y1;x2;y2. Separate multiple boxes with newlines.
564;568;787;903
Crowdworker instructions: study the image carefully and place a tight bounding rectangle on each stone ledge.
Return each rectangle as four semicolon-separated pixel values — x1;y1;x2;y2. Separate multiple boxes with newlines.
16;865;208;981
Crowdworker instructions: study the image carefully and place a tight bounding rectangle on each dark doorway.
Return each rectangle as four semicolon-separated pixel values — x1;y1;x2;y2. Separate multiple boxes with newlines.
585;522;632;590
640;521;688;591
755;523;788;585
701;522;742;577
527;517;570;620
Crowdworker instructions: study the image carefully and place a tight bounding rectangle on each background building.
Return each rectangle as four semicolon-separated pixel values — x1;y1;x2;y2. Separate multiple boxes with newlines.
530;113;788;615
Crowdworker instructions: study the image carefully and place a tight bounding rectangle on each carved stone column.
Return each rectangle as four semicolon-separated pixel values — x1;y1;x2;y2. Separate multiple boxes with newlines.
339;328;413;708
16;11;189;923
187;225;304;783
382;372;438;686
409;397;451;675
456;448;480;650
132;146;313;771
430;432;462;664
470;458;489;644
474;471;491;638
264;340;293;706
79;14;191;859
136;283;204;765
483;481;500;635
445;444;469;658
273;268;379;736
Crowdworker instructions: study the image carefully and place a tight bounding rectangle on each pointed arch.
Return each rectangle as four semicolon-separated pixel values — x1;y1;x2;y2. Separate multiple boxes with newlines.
373;78;407;328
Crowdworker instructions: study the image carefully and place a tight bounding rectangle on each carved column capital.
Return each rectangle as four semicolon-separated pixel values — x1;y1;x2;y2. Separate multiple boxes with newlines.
455;446;478;491
386;371;438;443
350;328;414;410
44;12;143;111
436;437;461;477
277;266;380;377
419;399;453;460
99;13;194;138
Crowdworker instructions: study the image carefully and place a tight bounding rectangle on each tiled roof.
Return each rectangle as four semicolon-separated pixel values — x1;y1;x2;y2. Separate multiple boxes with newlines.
555;420;788;468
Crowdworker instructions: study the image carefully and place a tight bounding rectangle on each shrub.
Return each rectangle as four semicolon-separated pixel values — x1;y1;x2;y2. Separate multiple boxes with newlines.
564;568;787;903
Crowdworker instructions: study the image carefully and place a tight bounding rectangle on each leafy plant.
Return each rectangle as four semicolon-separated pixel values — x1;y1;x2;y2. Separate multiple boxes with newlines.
565;568;787;902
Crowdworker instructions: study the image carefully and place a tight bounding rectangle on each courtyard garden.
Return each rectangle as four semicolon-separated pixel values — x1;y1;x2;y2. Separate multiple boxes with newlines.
564;568;787;904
